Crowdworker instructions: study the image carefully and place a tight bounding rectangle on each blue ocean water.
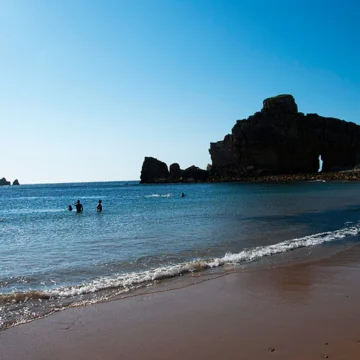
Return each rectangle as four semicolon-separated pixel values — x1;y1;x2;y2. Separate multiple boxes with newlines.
1;180;360;329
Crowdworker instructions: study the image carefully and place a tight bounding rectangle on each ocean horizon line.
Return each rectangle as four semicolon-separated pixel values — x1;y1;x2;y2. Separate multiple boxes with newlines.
2;179;141;186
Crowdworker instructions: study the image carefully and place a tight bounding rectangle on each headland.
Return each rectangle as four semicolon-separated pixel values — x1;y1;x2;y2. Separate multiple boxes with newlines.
140;95;360;184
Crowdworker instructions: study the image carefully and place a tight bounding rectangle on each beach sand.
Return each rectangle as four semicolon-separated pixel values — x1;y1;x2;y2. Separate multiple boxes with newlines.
2;246;360;360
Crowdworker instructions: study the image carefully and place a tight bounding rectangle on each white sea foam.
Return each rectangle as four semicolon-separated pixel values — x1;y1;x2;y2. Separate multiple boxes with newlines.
145;193;172;198
47;222;360;299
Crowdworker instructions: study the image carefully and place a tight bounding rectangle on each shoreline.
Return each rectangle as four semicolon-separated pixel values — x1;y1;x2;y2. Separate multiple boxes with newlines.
208;169;360;183
2;245;360;359
2;221;358;332
141;170;360;184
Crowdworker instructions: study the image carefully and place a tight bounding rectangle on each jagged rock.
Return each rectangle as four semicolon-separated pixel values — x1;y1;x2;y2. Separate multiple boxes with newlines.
262;94;298;114
140;157;169;183
169;163;182;181
13;179;20;186
0;177;11;186
209;95;360;176
140;158;209;183
183;165;208;181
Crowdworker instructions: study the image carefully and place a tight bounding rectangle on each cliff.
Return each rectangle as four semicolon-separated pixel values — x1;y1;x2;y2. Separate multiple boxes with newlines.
140;95;360;184
209;95;360;177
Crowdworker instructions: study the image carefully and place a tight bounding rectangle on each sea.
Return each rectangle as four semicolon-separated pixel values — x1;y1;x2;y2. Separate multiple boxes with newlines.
1;180;360;330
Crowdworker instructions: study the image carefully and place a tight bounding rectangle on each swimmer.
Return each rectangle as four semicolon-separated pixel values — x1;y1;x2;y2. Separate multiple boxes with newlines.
74;200;83;213
180;192;185;197
96;199;102;212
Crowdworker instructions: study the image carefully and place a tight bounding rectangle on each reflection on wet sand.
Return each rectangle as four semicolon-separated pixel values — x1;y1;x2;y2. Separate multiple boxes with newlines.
244;243;360;306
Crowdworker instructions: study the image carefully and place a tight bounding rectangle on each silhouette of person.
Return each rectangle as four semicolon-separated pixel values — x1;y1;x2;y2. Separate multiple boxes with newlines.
97;200;102;212
68;205;73;211
180;192;185;197
74;200;83;213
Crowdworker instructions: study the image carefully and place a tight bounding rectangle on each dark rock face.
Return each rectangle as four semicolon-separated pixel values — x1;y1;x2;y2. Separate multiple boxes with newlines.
183;165;208;181
169;163;182;181
140;157;169;183
0;177;11;186
13;179;20;186
140;158;208;183
262;94;298;114
209;95;360;175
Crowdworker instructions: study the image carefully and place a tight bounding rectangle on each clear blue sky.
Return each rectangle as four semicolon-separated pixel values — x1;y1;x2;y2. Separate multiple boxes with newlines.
1;0;359;183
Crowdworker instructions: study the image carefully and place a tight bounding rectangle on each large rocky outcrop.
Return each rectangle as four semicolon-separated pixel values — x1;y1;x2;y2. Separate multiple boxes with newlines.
140;157;209;183
0;177;11;186
140;157;169;183
13;179;20;186
209;94;360;176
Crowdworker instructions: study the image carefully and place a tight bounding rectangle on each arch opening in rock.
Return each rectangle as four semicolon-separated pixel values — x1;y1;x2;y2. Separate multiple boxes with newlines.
318;155;323;172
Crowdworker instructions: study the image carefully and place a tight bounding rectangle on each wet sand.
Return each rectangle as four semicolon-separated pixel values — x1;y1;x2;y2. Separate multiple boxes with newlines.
2;246;360;360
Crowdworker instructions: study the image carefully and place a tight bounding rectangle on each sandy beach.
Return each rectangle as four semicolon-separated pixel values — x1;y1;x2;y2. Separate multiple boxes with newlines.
2;245;360;360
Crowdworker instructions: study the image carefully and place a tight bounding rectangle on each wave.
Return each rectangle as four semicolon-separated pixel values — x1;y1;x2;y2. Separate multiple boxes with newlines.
3;223;359;304
144;194;172;198
42;222;360;299
0;291;50;304
2;208;65;215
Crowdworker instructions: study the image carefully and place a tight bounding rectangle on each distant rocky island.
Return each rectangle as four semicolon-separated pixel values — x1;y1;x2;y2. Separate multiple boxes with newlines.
0;178;20;186
140;94;360;183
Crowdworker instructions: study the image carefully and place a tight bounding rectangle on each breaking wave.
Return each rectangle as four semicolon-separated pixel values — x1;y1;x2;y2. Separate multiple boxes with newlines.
0;291;50;305
144;193;172;198
2;222;360;330
37;222;360;299
2;222;359;306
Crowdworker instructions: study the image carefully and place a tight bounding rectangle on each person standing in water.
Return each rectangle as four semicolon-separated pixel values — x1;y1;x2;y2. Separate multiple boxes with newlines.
74;200;83;213
96;200;102;212
68;205;73;211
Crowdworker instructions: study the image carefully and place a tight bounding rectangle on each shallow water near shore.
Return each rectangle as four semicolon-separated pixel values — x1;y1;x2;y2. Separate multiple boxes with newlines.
1;180;360;329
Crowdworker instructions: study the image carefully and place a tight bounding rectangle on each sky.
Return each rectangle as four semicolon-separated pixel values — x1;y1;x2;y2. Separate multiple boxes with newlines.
1;0;359;184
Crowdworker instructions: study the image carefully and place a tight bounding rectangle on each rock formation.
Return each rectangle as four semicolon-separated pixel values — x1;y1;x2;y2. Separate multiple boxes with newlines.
140;157;208;183
169;163;181;178
140;157;169;183
182;165;208;181
0;177;11;186
0;178;21;186
140;94;360;183
209;94;360;176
